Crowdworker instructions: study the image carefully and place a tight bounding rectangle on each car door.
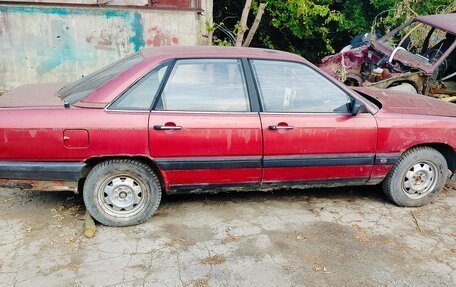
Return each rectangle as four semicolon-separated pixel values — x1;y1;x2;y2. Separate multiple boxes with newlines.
148;58;262;190
249;59;378;185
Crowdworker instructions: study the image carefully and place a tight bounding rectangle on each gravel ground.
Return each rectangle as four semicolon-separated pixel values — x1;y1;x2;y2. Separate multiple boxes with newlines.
0;182;456;287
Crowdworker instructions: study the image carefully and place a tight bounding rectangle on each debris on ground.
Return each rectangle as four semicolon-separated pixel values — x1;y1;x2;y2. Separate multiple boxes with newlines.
201;255;225;265
84;211;96;238
165;238;194;248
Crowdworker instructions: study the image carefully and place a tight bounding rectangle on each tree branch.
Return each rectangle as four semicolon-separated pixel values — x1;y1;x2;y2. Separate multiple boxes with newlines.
236;0;253;47
242;2;267;47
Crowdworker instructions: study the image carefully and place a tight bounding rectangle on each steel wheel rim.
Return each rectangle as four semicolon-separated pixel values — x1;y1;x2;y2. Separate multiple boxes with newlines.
97;174;149;218
402;161;438;199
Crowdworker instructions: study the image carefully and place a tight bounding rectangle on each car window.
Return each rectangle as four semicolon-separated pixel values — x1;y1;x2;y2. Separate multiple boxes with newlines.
156;59;250;112
109;62;169;110
59;53;144;104
251;60;351;113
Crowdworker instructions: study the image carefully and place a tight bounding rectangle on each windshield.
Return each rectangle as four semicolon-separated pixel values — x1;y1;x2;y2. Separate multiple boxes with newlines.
59;53;144;104
379;20;455;67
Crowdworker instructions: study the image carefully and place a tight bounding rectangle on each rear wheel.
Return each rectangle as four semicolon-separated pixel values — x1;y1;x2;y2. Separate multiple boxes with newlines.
83;159;162;227
382;147;448;207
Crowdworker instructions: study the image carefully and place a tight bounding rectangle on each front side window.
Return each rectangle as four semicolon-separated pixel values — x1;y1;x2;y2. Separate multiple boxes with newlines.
156;59;250;112
109;62;169;110
251;60;351;113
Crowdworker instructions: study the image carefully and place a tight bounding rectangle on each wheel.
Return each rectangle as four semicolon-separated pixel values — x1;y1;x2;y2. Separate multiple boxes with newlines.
382;147;448;207
83;159;162;227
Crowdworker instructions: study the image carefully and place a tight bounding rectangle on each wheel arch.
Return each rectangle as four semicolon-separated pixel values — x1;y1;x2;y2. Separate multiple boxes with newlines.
83;156;169;192
403;143;456;172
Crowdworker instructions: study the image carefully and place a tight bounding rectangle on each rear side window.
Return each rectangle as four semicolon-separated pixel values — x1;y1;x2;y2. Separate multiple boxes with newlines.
109;62;169;110
251;60;351;113
155;59;250;112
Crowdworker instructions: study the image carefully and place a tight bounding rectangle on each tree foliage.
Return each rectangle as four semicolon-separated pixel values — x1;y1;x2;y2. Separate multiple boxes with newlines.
212;0;456;62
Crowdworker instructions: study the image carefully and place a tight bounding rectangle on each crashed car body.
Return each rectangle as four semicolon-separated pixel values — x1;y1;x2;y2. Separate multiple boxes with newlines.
0;46;455;227
320;14;456;102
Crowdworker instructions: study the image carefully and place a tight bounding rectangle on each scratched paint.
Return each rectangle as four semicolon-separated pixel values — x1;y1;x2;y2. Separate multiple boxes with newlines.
0;2;212;90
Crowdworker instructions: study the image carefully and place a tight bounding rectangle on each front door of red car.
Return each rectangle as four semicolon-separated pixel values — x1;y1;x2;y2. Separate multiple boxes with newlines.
149;59;262;189
249;59;377;185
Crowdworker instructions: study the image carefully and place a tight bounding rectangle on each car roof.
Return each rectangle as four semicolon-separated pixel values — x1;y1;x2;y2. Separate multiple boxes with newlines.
415;13;456;34
140;45;304;62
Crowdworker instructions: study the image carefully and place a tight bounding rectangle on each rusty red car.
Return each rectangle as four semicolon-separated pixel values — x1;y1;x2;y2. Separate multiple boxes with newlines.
320;13;456;103
0;46;455;227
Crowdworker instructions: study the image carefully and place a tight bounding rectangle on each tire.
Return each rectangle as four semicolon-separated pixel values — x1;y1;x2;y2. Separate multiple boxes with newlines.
83;159;162;227
387;83;418;94
382;147;448;207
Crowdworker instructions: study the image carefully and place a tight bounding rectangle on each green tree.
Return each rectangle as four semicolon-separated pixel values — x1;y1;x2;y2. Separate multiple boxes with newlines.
212;0;456;62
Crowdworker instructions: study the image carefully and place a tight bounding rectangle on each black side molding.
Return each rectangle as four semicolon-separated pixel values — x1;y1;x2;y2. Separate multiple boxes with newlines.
155;156;262;171
0;161;87;181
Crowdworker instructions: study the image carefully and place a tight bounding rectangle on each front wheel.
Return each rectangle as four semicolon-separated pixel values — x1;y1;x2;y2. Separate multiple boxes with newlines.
382;147;448;207
83;159;162;227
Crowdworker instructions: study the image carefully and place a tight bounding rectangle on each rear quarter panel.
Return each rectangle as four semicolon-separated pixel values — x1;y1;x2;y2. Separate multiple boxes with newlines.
0;107;149;161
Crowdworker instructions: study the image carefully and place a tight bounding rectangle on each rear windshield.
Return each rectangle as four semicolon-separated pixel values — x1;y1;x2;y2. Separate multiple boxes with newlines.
59;53;144;104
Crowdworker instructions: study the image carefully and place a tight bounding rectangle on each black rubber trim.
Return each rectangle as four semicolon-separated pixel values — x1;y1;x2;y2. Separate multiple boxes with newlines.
263;154;375;168
374;153;400;165
156;156;262;170
0;161;86;181
151;59;177;111
241;58;262;112
156;153;399;171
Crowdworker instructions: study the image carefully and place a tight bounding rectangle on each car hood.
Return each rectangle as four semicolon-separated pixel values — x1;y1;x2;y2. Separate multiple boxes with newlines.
0;83;65;108
353;87;456;117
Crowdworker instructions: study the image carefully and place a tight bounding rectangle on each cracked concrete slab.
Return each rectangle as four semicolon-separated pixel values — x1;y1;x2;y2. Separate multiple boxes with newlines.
0;184;456;287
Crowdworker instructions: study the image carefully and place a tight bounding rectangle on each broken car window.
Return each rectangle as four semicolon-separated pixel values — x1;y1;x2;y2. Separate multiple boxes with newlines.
380;21;455;66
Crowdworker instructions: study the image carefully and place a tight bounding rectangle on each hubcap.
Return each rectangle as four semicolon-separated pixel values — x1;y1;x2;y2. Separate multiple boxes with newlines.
97;176;148;217
402;161;438;199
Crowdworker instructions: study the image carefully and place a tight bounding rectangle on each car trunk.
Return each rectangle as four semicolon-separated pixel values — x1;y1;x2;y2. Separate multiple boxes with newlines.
0;83;65;108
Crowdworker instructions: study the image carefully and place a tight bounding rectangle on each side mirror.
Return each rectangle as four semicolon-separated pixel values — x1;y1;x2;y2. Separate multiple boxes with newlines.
351;100;367;116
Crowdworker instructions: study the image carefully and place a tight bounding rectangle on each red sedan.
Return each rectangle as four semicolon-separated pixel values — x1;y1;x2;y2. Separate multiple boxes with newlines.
0;46;455;226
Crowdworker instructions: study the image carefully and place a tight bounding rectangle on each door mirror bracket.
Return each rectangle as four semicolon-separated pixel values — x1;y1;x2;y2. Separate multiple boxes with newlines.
351;100;367;116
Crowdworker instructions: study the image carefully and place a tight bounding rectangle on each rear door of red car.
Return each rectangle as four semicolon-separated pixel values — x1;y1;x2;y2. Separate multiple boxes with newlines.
248;59;378;186
148;58;263;190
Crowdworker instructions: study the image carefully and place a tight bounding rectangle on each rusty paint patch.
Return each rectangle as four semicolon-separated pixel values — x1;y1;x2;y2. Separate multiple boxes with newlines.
0;179;78;193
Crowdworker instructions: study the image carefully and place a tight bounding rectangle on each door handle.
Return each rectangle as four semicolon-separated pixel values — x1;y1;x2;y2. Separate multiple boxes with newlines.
154;125;182;131
269;125;294;130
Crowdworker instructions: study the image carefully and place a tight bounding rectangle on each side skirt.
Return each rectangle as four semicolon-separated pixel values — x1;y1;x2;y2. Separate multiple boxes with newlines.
167;177;369;194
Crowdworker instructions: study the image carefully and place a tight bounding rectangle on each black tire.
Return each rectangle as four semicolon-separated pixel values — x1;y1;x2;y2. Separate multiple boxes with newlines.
382;147;448;207
83;159;162;227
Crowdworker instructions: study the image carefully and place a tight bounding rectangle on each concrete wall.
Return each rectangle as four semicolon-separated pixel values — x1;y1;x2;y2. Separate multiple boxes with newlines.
0;2;212;90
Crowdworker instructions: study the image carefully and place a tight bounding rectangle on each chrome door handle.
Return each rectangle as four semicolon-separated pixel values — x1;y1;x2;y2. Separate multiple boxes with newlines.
269;125;294;130
154;125;182;130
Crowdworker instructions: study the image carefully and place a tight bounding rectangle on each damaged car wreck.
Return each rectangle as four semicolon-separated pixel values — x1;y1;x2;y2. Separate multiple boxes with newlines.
320;13;456;103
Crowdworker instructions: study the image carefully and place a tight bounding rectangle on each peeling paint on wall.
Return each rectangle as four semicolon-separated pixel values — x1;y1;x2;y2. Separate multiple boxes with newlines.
0;3;212;90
